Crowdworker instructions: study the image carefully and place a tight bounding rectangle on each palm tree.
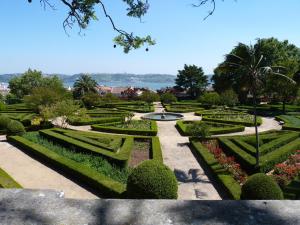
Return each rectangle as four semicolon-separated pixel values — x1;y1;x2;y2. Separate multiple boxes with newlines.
220;42;295;168
73;74;98;99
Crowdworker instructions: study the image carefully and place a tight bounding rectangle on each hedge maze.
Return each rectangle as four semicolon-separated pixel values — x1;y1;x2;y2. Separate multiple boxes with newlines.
8;128;163;198
190;131;300;199
176;120;245;136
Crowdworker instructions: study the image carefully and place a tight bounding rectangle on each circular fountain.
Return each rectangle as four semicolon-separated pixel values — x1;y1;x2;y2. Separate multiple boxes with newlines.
142;112;183;121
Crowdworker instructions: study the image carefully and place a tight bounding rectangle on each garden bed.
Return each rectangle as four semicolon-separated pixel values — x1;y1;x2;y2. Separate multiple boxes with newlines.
0;167;22;188
202;114;262;126
176;120;245;136
91;120;158;136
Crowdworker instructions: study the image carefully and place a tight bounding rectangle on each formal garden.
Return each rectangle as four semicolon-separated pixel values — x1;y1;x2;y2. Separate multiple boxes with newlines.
0;38;300;201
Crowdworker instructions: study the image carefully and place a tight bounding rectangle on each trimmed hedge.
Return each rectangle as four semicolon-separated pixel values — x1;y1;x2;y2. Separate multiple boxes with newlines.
0;167;22;188
218;133;300;174
39;129;133;167
176;120;245;136
7;135;125;197
275;115;300;131
241;173;283;200
91;121;158;136
151;137;163;163
68;117;124;126
6;120;26;136
202;115;262;127
189;139;241;199
127;160;178;199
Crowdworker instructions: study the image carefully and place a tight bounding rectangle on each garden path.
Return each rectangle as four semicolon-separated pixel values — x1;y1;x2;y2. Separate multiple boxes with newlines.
0;136;98;199
213;117;282;137
154;103;221;200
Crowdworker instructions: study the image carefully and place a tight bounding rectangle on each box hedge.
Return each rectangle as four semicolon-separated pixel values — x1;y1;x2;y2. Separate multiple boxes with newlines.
7;135;126;197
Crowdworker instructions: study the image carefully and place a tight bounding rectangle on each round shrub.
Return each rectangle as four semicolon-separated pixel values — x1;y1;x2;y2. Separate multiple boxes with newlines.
241;173;283;200
0;115;11;130
6;120;26;136
127;160;178;199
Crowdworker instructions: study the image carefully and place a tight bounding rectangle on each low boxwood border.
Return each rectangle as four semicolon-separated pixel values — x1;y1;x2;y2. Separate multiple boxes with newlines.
0;167;22;188
189;138;241;199
91;121;158;136
202;115;262;127
68;117;124;126
176;120;245;136
275;115;300;131
39;129;133;167
7;135;126;198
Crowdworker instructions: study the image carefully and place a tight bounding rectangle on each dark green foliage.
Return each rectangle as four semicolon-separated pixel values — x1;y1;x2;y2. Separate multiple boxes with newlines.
176;120;245;136
220;89;239;106
189;139;241;199
91;120;158;136
8;135;126;197
73;74;98;99
127;160;178;199
6;120;26;136
175;64;208;98
241;173;283;200
198;92;221;106
0;115;11;130
160;93;177;104
68;116;124;126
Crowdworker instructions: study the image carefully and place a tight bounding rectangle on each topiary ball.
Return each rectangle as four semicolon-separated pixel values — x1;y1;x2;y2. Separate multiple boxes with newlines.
0;115;11;130
241;173;283;200
127;160;178;199
6;120;26;136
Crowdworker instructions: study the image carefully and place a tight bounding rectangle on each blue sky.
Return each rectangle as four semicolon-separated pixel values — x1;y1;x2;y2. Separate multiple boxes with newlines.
1;0;300;75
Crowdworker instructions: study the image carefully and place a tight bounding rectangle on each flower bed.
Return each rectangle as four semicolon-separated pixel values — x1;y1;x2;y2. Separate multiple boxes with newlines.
176;120;245;136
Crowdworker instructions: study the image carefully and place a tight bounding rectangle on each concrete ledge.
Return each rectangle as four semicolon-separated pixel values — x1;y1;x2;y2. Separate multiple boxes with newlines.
0;189;300;225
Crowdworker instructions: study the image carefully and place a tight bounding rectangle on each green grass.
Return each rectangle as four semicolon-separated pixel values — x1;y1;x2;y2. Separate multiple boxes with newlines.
22;132;131;184
276;115;300;131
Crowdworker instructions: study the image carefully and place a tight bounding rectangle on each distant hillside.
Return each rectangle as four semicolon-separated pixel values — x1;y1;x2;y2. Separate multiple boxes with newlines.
0;73;176;84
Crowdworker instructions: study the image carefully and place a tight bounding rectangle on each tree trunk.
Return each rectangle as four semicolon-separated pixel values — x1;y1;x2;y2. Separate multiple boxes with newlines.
253;91;260;169
282;99;286;114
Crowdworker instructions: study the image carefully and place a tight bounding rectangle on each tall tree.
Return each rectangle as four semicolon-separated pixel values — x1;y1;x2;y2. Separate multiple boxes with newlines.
73;74;98;99
9;69;64;100
213;38;300;102
175;64;208;99
220;42;295;168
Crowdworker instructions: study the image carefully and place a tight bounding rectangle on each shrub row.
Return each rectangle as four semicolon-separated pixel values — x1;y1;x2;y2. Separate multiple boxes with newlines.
39;129;133;167
116;106;154;113
0;167;22;188
218;137;257;173
151;137;163;163
231;132;299;157
7;135;126;197
219;134;300;174
68;117;124;126
165;105;203;113
202;116;262;127
275;115;300;131
176;120;245;136
189;138;241;199
91;121;158;136
259;137;300;173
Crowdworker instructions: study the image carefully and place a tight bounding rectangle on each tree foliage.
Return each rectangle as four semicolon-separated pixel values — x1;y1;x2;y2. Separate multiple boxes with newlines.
220;89;239;107
73;74;98;99
198;92;220;106
139;91;159;104
160;92;177;104
213;38;300;103
175;64;208;99
9;69;64;100
28;0;155;53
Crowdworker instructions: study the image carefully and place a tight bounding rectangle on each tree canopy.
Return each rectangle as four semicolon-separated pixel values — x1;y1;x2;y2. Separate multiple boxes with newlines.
212;38;300;103
175;64;208;99
9;69;64;99
72;74;98;99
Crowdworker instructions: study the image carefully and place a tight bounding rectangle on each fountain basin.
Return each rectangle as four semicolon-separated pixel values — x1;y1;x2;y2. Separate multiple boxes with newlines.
142;112;183;121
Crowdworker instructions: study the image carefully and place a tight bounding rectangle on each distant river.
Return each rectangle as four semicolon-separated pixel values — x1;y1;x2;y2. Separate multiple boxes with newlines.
63;81;175;90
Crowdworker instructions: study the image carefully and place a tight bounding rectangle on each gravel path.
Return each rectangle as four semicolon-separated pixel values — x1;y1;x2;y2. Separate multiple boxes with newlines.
153;102;221;200
0;136;98;199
